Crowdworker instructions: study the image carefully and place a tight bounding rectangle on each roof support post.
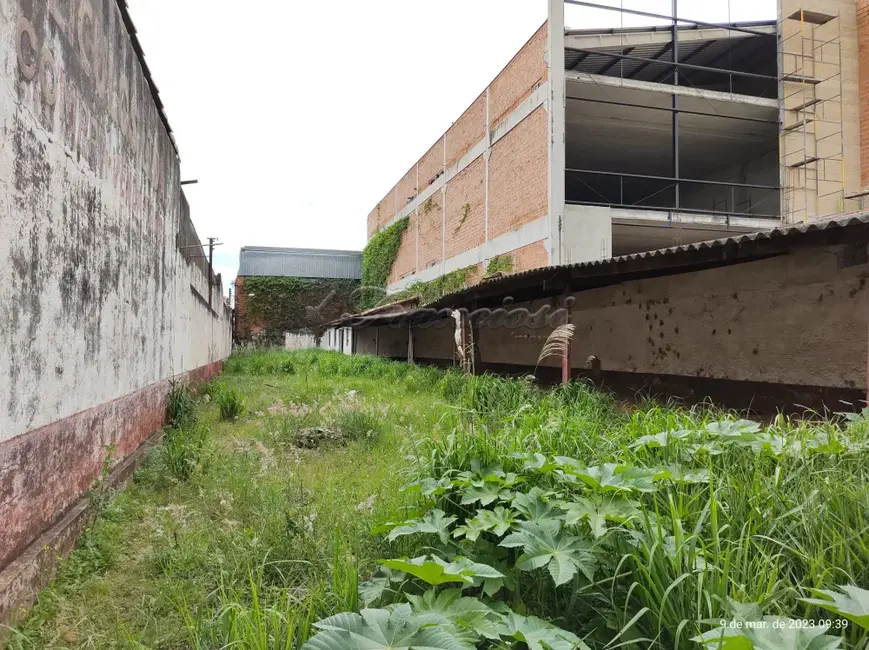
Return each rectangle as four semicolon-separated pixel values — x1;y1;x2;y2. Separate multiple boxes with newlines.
672;0;680;214
407;325;415;364
548;0;566;266
560;293;572;385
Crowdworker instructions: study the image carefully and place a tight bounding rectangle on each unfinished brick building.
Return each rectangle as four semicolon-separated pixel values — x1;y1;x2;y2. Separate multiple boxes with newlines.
369;0;869;296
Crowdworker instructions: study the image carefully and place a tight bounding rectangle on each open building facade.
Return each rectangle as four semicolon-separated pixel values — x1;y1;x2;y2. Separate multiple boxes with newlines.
343;0;869;412
369;0;869;293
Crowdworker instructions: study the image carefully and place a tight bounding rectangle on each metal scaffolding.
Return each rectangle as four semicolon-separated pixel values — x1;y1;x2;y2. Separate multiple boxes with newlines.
779;9;856;223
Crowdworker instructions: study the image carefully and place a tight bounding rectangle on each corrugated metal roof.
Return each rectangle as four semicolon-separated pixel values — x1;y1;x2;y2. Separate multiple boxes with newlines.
238;246;362;280
431;214;869;307
333;214;869;328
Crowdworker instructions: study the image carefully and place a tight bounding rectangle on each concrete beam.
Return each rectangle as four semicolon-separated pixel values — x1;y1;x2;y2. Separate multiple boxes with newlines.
565;25;773;52
608;206;779;231
566;71;779;107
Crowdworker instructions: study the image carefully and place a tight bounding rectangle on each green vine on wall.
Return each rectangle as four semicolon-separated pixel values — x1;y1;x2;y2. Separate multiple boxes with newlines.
485;254;513;277
454;203;471;234
238;276;358;344
360;216;410;310
391;264;477;306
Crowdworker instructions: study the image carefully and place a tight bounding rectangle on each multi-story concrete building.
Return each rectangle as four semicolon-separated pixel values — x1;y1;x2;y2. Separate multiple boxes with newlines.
369;0;869;296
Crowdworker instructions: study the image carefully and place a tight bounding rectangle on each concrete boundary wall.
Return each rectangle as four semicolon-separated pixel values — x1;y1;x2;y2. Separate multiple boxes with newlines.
0;0;233;585
365;240;869;412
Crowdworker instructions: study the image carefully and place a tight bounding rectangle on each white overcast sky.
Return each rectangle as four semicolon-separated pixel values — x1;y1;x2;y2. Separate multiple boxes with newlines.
126;0;774;292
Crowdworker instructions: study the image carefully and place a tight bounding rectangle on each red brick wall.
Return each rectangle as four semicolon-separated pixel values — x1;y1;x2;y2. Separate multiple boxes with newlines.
397;167;419;213
419;137;445;190
367;206;379;239
446;93;487;168
366;21;549;286
418;193;444;270
511;240;550;272
489;24;548;130
859;0;869;186
488;106;549;240
380;189;397;230
445;158;486;259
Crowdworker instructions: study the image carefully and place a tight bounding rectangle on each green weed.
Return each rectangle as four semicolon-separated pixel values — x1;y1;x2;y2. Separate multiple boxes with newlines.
12;350;869;650
166;380;198;428
217;387;246;420
162;424;209;481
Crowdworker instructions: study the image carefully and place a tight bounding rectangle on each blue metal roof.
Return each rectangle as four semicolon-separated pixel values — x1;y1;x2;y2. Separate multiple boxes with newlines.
238;246;362;280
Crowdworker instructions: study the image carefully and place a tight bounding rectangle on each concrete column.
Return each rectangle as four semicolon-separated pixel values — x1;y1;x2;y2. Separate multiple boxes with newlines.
408;325;415;364
485;88;491;243
547;0;567;266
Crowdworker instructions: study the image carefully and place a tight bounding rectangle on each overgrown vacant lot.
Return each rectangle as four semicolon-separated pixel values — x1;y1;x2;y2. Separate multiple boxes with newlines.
7;350;869;649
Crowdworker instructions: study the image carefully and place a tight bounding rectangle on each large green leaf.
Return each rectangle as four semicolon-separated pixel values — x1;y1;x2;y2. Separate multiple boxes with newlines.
402;477;453;497
511;451;560;474
453;506;518;541
559;496;640;538
496;612;591;650
407;589;501;640
801;585;869;630
302;603;475;650
385;509;457;544
358;567;407;606
511;488;558;523
501;520;597;586
358;577;390;607
459;482;514;507
653;464;711;485
380;555;504;586
572;464;658;493
705;419;762;438
630;429;695;450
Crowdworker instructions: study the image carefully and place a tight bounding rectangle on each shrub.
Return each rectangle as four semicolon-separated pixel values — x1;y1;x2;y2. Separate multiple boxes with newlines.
333;407;382;442
166;381;198;429
217;388;246;420
201;379;222;400
162;425;209;481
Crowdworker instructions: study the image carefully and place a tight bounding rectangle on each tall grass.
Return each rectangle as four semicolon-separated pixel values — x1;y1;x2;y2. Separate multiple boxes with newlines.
13;350;868;650
407;370;869;648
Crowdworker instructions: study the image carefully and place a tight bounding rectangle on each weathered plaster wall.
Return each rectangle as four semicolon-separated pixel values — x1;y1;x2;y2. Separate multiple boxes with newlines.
567;245;867;389
377;325;411;359
0;0;232;571
388;242;868;395
413;322;455;361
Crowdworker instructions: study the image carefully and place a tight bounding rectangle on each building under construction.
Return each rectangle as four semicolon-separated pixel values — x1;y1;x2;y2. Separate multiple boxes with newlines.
367;0;867;293
345;0;869;413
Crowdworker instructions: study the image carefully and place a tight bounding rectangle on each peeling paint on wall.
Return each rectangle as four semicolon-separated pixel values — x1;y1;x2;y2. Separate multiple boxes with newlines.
0;0;232;571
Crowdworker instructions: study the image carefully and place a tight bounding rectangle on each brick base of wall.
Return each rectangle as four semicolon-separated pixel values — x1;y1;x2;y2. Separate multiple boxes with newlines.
0;360;224;628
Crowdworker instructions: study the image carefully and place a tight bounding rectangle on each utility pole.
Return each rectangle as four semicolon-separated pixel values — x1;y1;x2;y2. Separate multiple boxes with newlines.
207;237;217;306
178;237;223;307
